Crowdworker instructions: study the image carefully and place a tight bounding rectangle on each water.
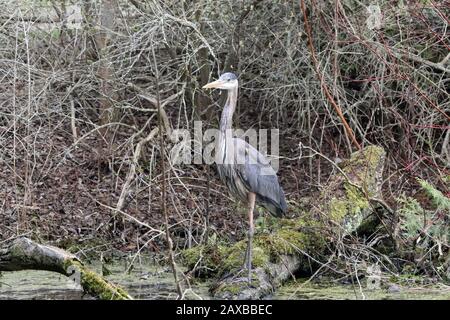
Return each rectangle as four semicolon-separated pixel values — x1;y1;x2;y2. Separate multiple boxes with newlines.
276;281;450;300
0;260;210;300
1;261;449;300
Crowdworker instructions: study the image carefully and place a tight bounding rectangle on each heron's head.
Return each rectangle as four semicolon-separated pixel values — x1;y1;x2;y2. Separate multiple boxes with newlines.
202;72;238;90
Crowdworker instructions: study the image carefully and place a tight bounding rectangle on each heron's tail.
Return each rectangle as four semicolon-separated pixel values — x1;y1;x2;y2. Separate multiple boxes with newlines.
274;190;288;217
258;189;287;218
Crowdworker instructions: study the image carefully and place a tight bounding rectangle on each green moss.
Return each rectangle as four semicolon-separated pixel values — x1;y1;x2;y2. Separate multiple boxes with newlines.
328;184;370;233
63;260;131;300
221;241;248;271
183;216;326;278
340;145;385;195
222;242;269;272
181;243;229;272
329;198;348;221
258;216;319;257
181;212;329;278
345;183;370;213
324;146;385;233
181;246;204;267
255;228;308;257
341;145;385;171
275;216;308;229
220;283;245;295
181;215;323;276
212;271;262;297
389;273;430;286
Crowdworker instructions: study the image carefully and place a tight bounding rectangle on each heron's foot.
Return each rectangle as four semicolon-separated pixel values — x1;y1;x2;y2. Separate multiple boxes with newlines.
215;268;254;290
240;262;252;284
243;230;253;284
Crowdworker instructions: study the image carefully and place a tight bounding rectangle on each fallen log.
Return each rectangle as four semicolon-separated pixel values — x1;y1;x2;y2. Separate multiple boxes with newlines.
0;237;132;300
182;145;387;299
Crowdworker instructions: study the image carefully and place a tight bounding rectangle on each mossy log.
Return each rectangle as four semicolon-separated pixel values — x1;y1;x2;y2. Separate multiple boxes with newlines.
182;145;387;299
0;237;132;300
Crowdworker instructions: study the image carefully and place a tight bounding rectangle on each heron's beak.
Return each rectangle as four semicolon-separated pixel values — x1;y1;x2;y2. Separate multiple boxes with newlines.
202;80;224;89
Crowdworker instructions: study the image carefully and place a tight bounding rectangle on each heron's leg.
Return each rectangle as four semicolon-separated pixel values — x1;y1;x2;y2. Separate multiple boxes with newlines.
245;192;256;283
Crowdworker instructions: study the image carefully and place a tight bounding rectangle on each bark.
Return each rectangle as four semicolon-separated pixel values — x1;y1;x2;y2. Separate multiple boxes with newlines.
0;237;132;300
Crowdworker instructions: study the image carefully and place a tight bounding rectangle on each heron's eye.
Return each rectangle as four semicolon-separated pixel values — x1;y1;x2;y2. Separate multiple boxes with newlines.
227;79;231;82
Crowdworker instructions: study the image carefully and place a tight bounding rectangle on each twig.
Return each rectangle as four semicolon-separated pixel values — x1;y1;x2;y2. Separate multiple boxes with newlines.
116;127;159;212
70;97;78;143
402;51;450;74
163;13;217;63
152;44;184;298
127;82;185;140
300;0;361;151
78;179;163;235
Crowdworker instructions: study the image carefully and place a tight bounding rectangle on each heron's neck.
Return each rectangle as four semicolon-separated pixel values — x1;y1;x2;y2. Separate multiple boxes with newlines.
219;86;238;133
217;86;238;164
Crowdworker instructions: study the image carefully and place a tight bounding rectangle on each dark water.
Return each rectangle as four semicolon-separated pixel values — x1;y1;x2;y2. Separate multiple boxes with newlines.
0;261;210;300
1;261;449;300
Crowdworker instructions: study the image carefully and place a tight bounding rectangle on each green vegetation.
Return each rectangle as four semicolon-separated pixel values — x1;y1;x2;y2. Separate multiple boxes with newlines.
63;260;132;300
397;178;449;281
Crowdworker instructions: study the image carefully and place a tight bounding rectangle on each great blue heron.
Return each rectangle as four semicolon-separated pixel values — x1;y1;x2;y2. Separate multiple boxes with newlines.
203;72;287;283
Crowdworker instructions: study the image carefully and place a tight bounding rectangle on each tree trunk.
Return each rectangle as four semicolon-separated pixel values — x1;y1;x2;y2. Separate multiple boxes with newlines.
0;237;132;300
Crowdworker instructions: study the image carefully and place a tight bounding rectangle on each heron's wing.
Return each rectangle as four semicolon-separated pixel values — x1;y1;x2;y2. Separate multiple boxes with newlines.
232;138;287;217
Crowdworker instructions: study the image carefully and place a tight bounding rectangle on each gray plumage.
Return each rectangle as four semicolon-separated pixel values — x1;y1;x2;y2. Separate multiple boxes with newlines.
203;72;287;282
217;139;287;217
207;72;287;217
